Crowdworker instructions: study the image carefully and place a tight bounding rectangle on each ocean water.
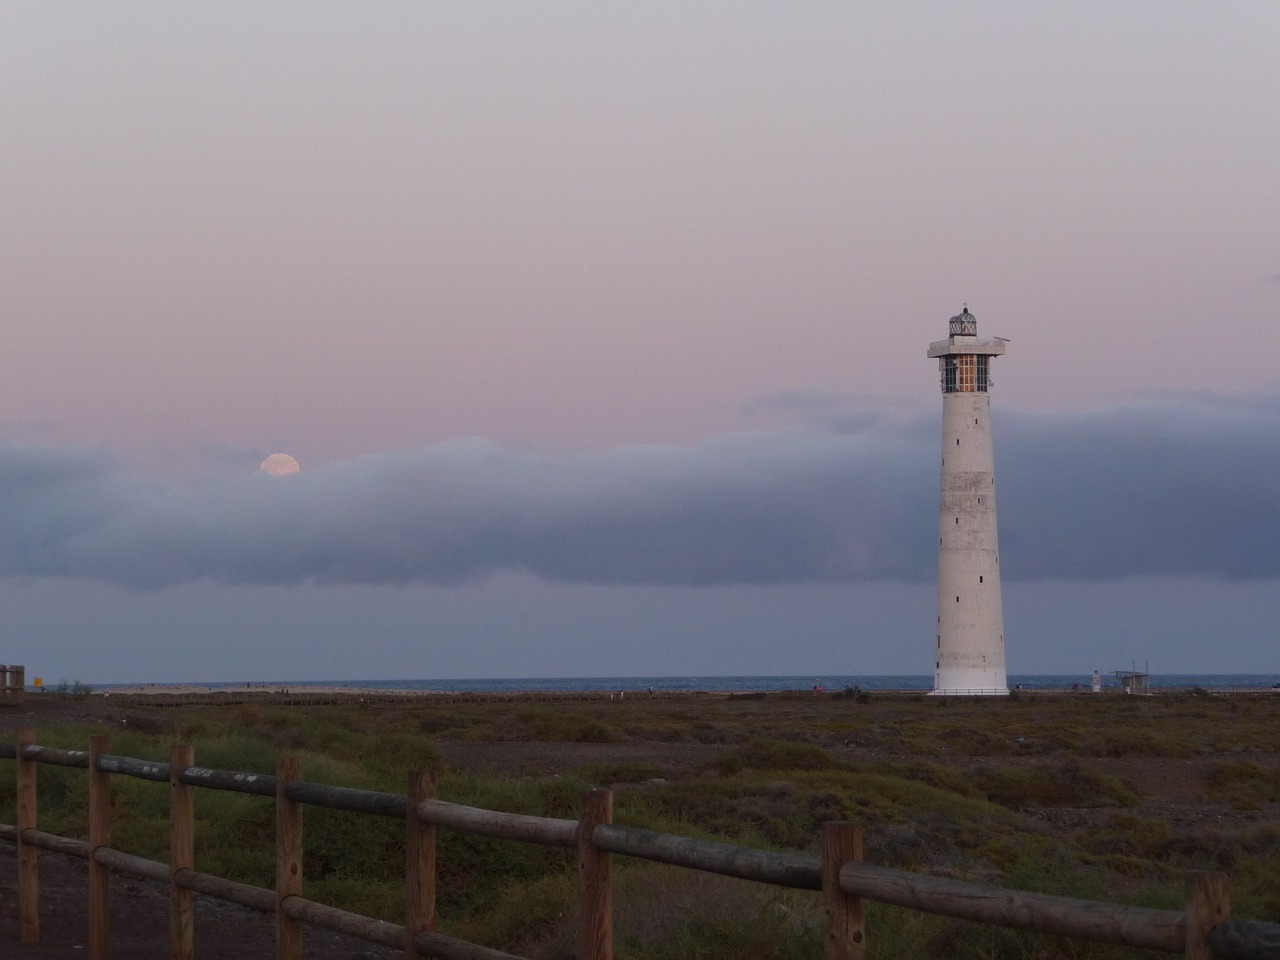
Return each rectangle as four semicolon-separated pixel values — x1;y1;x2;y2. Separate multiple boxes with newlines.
187;673;1280;694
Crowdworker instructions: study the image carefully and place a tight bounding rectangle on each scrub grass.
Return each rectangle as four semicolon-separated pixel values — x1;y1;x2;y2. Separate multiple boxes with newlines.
2;690;1279;958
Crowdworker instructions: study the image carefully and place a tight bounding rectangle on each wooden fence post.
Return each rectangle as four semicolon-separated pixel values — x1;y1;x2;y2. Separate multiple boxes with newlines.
1184;871;1230;960
276;756;303;960
16;727;38;942
578;789;613;960
405;770;437;959
822;822;864;960
170;744;195;960
88;734;111;960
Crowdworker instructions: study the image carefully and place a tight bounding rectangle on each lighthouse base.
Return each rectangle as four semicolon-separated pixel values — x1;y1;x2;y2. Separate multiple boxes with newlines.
928;687;1010;697
930;666;1009;696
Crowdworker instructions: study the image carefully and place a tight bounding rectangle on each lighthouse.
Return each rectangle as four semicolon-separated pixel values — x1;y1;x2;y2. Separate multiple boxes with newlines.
928;305;1008;696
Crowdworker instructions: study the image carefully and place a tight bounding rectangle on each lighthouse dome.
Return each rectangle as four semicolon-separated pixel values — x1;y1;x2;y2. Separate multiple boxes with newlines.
949;305;977;336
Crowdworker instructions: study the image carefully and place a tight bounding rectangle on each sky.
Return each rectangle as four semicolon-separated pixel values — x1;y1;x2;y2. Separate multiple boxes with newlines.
1;3;1278;683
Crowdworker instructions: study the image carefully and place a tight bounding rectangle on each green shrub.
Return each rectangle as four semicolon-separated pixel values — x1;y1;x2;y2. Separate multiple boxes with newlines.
1204;761;1280;810
713;738;844;775
517;709;622;743
573;761;669;785
979;761;1137;809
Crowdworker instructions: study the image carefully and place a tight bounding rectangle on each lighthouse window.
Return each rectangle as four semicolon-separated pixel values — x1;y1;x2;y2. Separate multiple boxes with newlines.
955;517;959;524
977;496;982;503
956;438;960;445
941;356;958;392
942;354;990;393
955;596;960;602
979;576;984;583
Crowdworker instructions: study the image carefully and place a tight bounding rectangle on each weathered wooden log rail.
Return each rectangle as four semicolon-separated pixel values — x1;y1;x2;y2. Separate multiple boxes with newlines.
2;733;1278;960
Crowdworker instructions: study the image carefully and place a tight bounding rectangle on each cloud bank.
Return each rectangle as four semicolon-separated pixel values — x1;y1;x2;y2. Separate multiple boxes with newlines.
1;395;1277;589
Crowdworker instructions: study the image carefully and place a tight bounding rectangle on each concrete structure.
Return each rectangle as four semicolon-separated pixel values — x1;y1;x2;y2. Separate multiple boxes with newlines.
928;306;1008;695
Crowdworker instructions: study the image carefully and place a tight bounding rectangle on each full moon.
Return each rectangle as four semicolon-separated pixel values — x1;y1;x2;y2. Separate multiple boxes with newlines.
259;453;301;477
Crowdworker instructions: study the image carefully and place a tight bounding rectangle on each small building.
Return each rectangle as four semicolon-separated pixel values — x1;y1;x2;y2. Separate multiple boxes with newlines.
0;664;25;704
1113;669;1149;695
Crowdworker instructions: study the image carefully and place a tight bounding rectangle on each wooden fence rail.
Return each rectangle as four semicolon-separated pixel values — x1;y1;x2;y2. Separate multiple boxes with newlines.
2;732;1279;960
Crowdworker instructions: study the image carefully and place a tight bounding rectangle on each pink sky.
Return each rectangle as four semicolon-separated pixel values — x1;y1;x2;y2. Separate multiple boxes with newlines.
0;4;1277;682
4;3;1277;471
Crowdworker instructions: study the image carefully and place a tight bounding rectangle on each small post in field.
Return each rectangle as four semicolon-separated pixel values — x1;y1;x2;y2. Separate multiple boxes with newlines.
16;727;38;942
822;822;865;960
1184;871;1229;960
170;743;195;960
405;769;437;959
88;734;112;960
578;789;613;960
276;756;303;960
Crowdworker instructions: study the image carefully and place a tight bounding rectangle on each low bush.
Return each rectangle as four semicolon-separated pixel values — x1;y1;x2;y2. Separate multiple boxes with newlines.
1204;760;1280;810
712;738;844;775
517;709;622;743
978;760;1137;809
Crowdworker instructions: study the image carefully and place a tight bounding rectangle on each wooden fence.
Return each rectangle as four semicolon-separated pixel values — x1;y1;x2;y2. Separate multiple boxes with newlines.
2;731;1278;960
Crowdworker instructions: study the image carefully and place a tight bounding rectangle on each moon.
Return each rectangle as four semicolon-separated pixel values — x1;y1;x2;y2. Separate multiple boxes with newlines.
259;453;301;477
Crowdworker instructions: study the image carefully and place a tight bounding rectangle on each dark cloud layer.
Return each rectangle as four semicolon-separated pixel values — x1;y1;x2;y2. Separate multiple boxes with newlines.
1;395;1277;589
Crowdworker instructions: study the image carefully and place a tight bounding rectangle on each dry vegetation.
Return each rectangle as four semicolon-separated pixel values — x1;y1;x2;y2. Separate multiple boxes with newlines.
2;689;1279;959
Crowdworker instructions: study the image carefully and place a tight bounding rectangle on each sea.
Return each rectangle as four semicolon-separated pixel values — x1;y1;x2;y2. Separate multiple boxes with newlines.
108;674;1280;694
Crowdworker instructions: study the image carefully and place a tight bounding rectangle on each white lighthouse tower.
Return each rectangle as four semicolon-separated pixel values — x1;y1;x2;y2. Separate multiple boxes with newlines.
928;305;1008;696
